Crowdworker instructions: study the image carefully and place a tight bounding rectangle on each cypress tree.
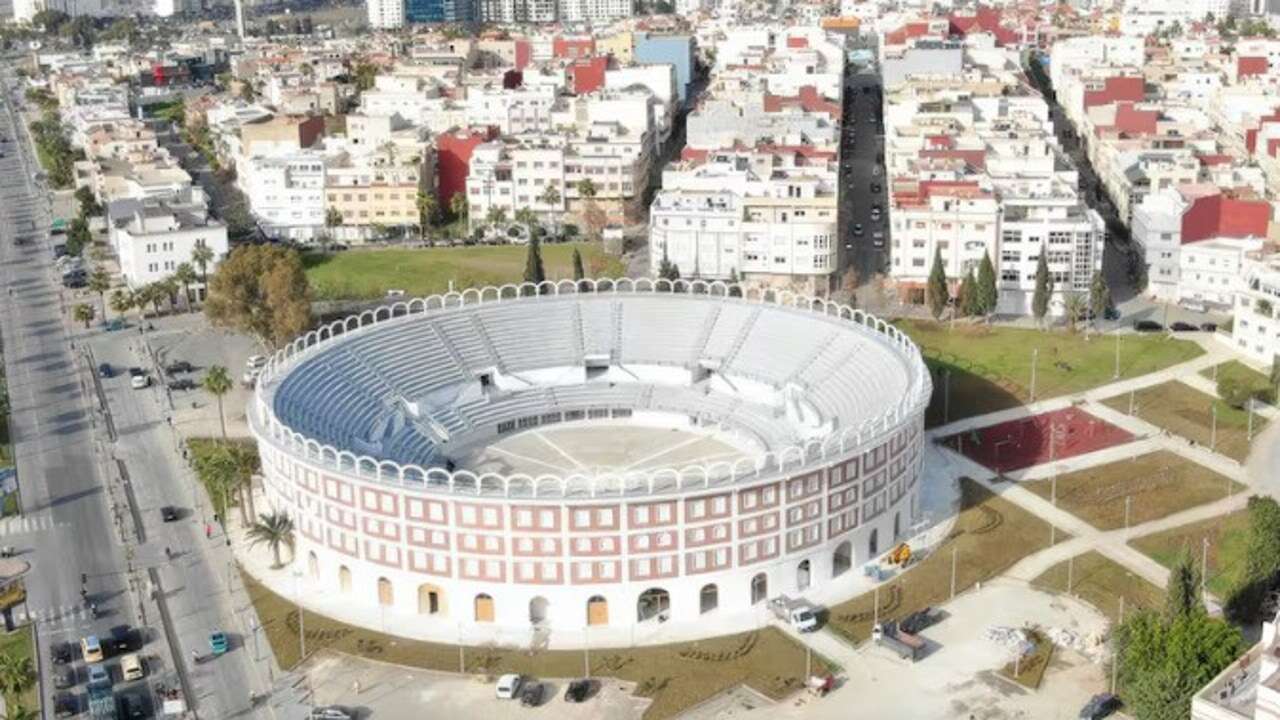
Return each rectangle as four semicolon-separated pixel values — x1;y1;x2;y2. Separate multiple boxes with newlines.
1089;270;1110;325
571;247;585;281
1032;251;1054;326
926;246;949;320
976;252;998;317
959;268;979;317
523;235;545;294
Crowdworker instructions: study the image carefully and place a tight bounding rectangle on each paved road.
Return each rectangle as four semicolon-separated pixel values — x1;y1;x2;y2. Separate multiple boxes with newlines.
0;69;155;717
839;70;888;286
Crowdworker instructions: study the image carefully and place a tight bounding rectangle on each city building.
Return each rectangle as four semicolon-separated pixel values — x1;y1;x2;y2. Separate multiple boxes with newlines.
106;197;228;293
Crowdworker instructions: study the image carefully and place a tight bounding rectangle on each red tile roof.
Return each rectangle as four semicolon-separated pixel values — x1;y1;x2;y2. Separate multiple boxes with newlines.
1083;76;1144;109
762;86;841;120
1181;194;1272;244
1238;56;1269;78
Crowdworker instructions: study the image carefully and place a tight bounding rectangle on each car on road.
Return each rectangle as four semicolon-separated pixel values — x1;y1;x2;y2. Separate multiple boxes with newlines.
1200;322;1218;332
872;231;885;248
871;182;881;193
310;707;353;720
168;378;196;391
496;673;523;699
1170;321;1198;332
1133;320;1163;332
564;679;592;703
853;224;864;236
161;506;180;522
128;368;149;389
97;363;113;378
520;681;544;707
1079;692;1121;719
165;360;193;374
209;631;229;655
52;640;75;665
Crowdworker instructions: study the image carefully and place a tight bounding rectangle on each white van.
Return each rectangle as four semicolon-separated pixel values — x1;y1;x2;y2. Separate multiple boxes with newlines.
120;653;144;681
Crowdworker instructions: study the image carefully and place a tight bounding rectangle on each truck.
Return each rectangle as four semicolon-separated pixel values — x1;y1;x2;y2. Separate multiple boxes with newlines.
873;621;925;661
768;595;819;633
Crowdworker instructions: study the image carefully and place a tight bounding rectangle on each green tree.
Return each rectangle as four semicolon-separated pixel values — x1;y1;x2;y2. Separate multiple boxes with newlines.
205;245;312;349
192;442;239;520
247;511;295;568
1165;549;1203;621
352;61;379;92
74;186;101;218
450;192;468;224
538;183;561;208
416;191;437;237
1228;496;1280;621
576;178;598;199
88;268;111;318
926;246;949;321
1063;292;1087;333
4;704;38;720
191;243;215;290
239;81;256;103
572;248;585;281
1031;251;1054;326
523;234;545;292
658;253;680;282
1126;666;1202;720
1089;270;1111;329
202;366;233;439
325;207;344;229
958;268;978;317
108;289;133;319
1271;354;1280;400
173;263;198;310
0;652;33;701
975;252;997;318
514;206;539;239
485;206;507;230
66;217;91;256
72;303;95;328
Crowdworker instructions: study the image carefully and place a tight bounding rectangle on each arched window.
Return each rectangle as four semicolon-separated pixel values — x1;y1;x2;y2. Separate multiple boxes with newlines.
637;588;670;622
338;565;352;594
474;593;494;623
699;584;719;614
529;596;550;625
833;541;852;577
587;596;608;626
797;559;811;592
418;584;445;615
869;528;879;557
750;573;768;605
377;577;393;607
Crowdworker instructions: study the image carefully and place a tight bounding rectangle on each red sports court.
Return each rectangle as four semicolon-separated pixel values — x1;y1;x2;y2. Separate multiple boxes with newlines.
943;407;1133;473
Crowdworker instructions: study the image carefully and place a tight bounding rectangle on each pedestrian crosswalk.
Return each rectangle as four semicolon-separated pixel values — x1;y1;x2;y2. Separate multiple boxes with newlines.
0;514;56;536
13;602;93;626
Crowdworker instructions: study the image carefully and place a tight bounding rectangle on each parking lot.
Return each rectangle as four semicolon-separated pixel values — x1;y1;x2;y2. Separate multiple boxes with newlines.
302;651;647;720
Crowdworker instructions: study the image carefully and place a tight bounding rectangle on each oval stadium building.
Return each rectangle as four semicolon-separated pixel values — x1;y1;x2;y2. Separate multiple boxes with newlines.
249;279;931;646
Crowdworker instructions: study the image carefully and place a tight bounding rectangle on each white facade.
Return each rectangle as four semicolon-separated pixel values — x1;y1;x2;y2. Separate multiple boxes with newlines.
239;153;331;241
367;0;405;29
107;199;228;291
557;0;631;23
1179;238;1264;309
1231;256;1280;365
1131;189;1186;301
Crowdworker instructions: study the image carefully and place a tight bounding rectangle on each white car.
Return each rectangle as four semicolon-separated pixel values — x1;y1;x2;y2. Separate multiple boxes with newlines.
128;368;149;389
246;355;268;370
495;673;523;699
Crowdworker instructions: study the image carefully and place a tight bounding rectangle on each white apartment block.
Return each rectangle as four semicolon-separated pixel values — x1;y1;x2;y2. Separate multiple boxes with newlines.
367;0;405;29
1230;256;1280;365
996;200;1106;315
1131;190;1184;301
465;85;559;135
106;198;228;292
478;0;556;23
557;0;632;24
1180;238;1265;309
239;153;331;241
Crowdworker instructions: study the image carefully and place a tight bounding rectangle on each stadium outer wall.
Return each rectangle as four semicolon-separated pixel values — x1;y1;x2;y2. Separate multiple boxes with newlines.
246;278;931;649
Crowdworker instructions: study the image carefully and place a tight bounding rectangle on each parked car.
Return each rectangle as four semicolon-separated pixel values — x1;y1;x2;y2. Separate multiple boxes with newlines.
107;625;136;656
80;635;104;663
495;674;523;699
52;640;75;665
310;707;353;720
870;182;881;193
54;667;76;689
1133;320;1163;332
165;360;193;374
129;368;148;389
97;363;112;378
53;692;77;718
853;224;864;236
1170;321;1198;332
161;506;180;522
168;378;196;391
564;679;592;703
1200;322;1219;332
1079;692;1121;719
519;681;544;707
117;691;146;720
86;663;109;688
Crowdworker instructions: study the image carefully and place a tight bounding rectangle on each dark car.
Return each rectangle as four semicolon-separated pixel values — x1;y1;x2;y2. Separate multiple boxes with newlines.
53;692;77;718
1104;306;1121;321
106;625;136;656
161;506;180;522
520;681;544;707
54;667;76;689
1079;692;1121;719
53;243;68;258
117;691;146;720
1133;320;1163;332
564;679;592;703
97;363;113;378
1170;321;1198;332
165;360;193;374
63;275;87;289
853;224;864;236
168;378;196;391
52;640;75;665
1200;322;1219;332
870;182;881;193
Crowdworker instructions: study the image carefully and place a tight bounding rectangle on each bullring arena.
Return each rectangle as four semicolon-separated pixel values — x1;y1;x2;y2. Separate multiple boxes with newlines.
247;279;933;648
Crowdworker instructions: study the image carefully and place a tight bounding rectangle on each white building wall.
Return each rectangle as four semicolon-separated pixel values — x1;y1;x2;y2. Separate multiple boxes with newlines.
367;0;405;29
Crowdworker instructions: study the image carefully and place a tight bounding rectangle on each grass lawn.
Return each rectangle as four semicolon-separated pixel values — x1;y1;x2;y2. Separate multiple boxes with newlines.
302;243;626;300
898;321;1203;427
0;624;38;711
242;573;832;720
1022;451;1242;531
1031;551;1164;623
1201;361;1271;395
825;478;1062;643
1130;509;1250;599
1101;381;1266;462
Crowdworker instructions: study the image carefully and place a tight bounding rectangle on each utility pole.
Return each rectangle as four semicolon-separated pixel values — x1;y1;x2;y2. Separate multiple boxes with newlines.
1211;403;1218;450
1113;329;1120;379
584;626;591;679
1066;554;1074;595
944;370;951;424
1124;496;1132;533
1248;397;1255;441
1030;348;1039;402
873;585;880;627
950;547;958;599
1201;537;1209;604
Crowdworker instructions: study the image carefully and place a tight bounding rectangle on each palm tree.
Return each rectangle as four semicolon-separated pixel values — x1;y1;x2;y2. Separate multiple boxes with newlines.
87;268;110;318
449;192;467;224
135;283;163;317
191;243;215;292
231;444;259;522
416;191;437;239
4;704;37;720
247;511;295;568
514;207;539;241
158;276;180;313
72;303;95;328
538;184;561;208
173;263;198;310
1063;292;1088;333
193;444;239;522
202;365;233;439
108;289;134;320
485;206;507;230
0;652;33;701
576;178;597;199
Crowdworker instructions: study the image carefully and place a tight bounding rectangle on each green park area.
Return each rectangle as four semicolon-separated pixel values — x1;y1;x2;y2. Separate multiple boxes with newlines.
1101;381;1266;463
1130;509;1250;599
1031;551;1164;623
0;624;38;712
302;244;626;300
243;573;832;720
1200;361;1273;399
825;478;1062;643
897;321;1203;427
1022;451;1243;531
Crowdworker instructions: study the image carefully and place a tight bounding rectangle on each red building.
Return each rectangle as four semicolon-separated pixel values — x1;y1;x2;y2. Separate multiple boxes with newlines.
436;128;497;208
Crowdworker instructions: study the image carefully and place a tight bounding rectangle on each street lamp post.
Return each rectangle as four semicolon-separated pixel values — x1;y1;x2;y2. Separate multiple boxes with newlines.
292;570;306;661
1113;329;1121;379
1211;403;1218;450
1030;348;1039;402
943;370;951;424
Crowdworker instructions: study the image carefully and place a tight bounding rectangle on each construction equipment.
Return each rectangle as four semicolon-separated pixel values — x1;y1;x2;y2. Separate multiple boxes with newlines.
888;543;912;566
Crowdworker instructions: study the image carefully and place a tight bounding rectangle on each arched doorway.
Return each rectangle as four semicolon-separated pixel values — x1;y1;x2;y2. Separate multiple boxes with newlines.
894;511;901;541
637;588;670;622
529;596;549;625
833;541;852;577
338;565;352;593
475;593;494;623
377;577;393;607
797;560;811;591
418;584;445;615
700;584;718;614
587;596;608;626
869;528;879;557
750;573;768;605
308;551;319;580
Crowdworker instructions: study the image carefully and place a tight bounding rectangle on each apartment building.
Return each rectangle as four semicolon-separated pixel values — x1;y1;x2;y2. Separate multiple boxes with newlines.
325;158;426;230
238;152;332;241
367;0;406;28
106;197;228;292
